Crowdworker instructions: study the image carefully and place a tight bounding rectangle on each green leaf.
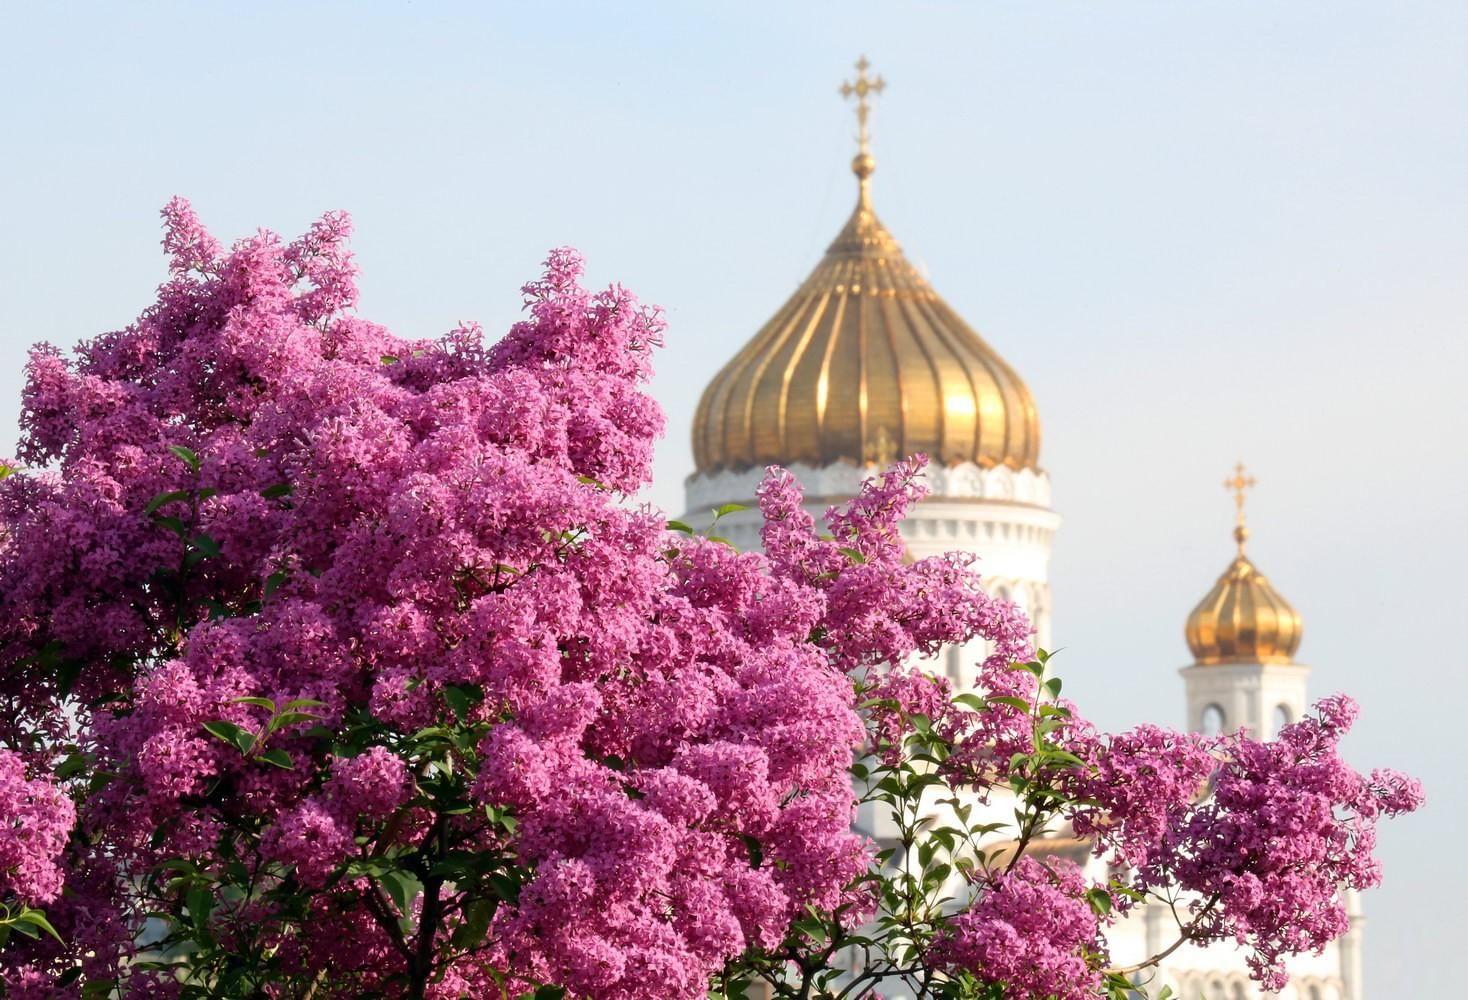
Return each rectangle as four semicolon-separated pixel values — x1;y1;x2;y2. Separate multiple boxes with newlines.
953;693;987;712
1086;887;1113;916
268;712;320;733
488;872;522;904
380;354;400;365
257;748;294;770
231;696;277;712
202;721;256;755
154;515;189;538
665;519;694;535
443;685;476;722
1041;749;1088;769
280;698;327;711
0;461;15;480
12;908;61;943
378;869;423;919
533;988;566;1000
169;445;200;472
838;547;867;564
186;885;213;928
988;696;1032;712
450;897;496;950
144;490;191;516
260;482;293;499
190;534;222;558
711;502;747;519
55;752;90;781
264;570;288;596
741;834;764;870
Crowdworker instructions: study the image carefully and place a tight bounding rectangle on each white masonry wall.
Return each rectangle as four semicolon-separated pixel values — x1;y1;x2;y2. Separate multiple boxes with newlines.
1181;661;1312;740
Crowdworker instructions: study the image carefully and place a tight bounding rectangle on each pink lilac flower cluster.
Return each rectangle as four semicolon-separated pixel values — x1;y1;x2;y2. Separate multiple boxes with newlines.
757;461;1039;779
1134;695;1423;991
0;199;1424;999
1061;722;1219;874
0;202;1043;999
0;750;75;905
933;857;1104;1000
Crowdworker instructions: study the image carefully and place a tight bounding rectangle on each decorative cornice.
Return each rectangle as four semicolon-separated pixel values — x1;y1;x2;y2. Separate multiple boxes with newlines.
685;461;1053;512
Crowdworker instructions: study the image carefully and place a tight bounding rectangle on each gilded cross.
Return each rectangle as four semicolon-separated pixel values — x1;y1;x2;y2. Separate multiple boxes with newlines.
840;55;886;155
1224;462;1256;554
1224;462;1256;523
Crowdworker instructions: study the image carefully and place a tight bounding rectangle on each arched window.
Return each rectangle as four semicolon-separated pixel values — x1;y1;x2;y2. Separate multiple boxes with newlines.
1200;703;1226;737
1272;703;1293;739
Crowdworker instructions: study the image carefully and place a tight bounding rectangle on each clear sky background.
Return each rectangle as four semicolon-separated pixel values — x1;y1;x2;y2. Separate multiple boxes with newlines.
2;1;1463;993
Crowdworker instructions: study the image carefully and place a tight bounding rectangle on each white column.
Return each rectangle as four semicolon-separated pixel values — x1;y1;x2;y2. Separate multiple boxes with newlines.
1339;890;1364;1000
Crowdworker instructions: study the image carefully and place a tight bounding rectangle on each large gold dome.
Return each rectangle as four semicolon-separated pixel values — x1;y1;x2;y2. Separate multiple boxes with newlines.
1185;520;1303;666
691;94;1040;476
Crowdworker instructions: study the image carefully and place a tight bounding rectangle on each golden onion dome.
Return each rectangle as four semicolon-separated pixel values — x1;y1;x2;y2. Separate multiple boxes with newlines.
1184;466;1303;666
691;59;1040;477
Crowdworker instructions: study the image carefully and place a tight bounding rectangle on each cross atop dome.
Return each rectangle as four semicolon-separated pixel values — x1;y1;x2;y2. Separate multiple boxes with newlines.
1224;461;1256;554
840;55;886;183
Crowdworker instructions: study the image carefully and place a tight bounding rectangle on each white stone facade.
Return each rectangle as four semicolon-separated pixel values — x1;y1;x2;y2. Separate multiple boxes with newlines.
1181;661;1312;741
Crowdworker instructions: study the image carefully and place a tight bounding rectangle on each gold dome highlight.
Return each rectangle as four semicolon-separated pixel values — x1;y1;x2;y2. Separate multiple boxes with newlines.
1184;465;1303;666
691;58;1041;476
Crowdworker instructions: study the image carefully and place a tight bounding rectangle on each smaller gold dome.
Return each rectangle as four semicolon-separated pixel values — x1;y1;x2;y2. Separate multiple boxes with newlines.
1185;472;1304;666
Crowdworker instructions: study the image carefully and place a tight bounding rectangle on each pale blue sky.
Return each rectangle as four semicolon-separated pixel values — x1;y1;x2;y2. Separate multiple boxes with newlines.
2;2;1464;993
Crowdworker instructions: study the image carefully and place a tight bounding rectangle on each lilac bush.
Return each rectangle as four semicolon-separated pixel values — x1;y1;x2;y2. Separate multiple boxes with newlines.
0;203;1420;999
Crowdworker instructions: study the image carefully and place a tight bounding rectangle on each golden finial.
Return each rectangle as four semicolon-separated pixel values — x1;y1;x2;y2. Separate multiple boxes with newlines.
1223;461;1256;554
840;55;885;202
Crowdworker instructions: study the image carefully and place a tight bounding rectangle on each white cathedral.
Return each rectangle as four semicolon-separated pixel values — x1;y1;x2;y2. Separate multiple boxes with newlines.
680;60;1361;1000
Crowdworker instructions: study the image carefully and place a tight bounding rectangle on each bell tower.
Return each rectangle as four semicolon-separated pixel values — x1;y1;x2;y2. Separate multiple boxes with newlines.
1180;464;1309;739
